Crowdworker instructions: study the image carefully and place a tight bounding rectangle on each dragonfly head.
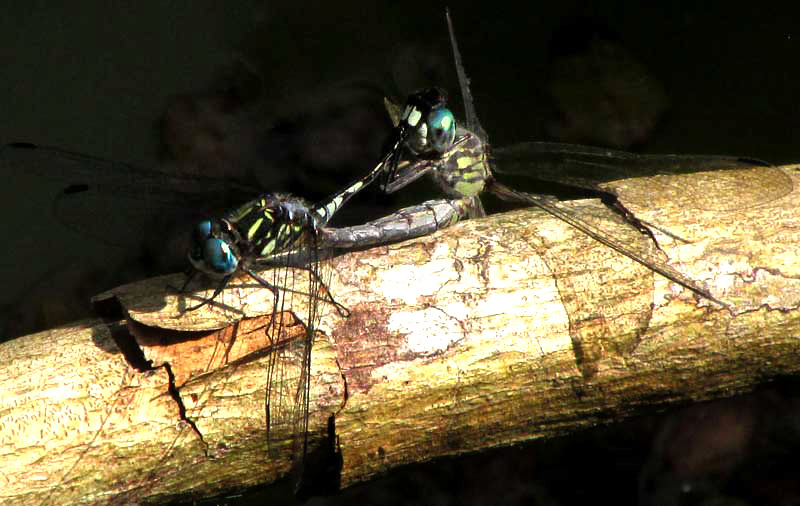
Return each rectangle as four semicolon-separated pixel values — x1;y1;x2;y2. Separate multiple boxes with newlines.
426;107;456;153
402;88;457;155
188;219;240;277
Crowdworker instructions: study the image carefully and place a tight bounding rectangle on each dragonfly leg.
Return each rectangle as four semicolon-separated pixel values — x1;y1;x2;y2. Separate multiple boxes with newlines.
383;133;473;194
183;275;233;312
243;268;282;325
166;269;234;312
177;267;198;293
164;266;198;295
383;158;435;193
245;264;350;319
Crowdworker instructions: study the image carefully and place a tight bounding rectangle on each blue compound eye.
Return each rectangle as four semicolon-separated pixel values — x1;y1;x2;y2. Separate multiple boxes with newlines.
203;238;238;275
190;220;212;258
189;220;213;262
426;107;456;153
193;220;212;241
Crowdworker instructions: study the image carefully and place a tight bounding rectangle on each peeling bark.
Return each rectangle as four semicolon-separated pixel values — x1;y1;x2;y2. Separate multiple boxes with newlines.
2;165;800;505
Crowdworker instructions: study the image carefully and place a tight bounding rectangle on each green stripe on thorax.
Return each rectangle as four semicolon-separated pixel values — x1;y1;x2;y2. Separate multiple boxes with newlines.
438;131;490;197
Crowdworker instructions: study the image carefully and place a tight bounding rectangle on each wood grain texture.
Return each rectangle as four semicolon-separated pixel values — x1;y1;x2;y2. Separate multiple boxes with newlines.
2;164;800;505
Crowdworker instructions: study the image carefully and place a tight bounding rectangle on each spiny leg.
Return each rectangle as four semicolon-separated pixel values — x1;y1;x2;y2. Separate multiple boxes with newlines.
164;266;197;296
382;131;473;193
165;268;226;312
183;275;233;312
243;267;284;331
167;268;234;313
383;158;434;194
248;261;350;318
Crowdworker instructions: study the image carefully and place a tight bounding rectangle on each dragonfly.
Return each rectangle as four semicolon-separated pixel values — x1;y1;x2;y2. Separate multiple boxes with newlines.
176;144;412;495
0;78;399;341
179;201;338;497
1;136;403;499
324;9;794;310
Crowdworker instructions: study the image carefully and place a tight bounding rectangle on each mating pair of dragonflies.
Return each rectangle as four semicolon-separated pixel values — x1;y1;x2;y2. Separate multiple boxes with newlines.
3;8;792;498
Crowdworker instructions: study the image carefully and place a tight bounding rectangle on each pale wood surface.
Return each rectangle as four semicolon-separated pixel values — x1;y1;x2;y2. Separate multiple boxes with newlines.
2;165;800;505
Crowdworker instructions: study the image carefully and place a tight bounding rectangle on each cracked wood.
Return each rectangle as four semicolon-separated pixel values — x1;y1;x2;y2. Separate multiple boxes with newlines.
2;164;800;505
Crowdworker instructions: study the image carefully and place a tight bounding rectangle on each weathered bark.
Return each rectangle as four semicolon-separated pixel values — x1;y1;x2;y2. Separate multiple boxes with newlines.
2;165;800;505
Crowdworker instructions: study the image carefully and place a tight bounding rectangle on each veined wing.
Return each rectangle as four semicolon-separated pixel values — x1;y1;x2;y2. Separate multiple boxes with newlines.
443;9;792;213
236;228;344;497
446;8;486;144
488;180;728;307
491;141;792;211
1;142;260;248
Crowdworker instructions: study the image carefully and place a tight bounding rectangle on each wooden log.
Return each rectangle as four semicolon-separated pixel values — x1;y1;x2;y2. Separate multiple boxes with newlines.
2;164;800;505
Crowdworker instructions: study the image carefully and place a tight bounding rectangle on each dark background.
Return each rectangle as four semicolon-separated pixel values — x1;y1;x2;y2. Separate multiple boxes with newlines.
3;2;798;161
2;2;799;504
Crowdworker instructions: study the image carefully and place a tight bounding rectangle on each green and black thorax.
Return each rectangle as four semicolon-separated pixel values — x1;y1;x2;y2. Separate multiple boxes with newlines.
223;193;318;262
431;127;491;199
220;151;386;264
382;89;492;210
187;135;390;283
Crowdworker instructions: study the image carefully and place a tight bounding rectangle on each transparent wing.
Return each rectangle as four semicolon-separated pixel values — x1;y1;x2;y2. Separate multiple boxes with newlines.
1;142;257;338
491;141;793;211
446;8;488;143
488;181;728;307
262;236;345;497
1;142;260;248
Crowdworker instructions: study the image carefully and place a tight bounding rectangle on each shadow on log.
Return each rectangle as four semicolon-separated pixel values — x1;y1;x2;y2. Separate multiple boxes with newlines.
2;164;800;504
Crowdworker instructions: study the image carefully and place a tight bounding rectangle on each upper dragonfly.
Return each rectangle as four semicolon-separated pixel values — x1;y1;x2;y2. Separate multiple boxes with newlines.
324;9;794;309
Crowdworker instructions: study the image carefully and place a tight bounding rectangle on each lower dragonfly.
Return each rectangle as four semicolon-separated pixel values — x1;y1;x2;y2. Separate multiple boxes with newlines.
323;9;793;310
177;148;401;495
3;137;398;500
